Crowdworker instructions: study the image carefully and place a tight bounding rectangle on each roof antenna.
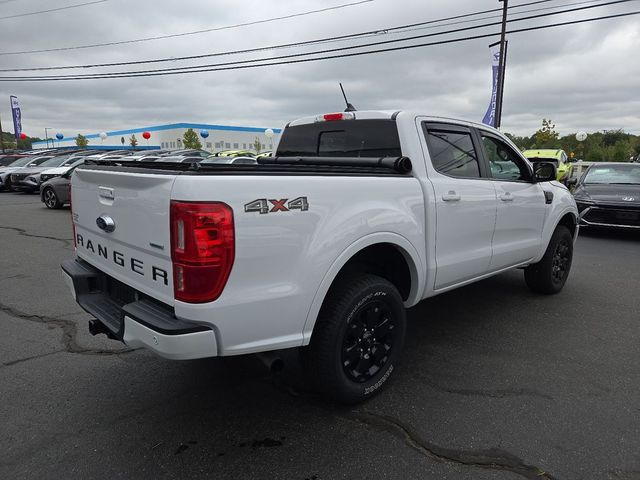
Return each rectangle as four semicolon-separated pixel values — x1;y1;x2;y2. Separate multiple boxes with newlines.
340;83;357;112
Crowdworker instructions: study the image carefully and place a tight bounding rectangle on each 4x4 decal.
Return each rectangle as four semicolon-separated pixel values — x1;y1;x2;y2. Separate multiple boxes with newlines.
244;197;309;214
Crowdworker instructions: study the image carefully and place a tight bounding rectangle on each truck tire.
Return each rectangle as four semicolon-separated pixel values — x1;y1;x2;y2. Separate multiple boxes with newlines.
524;225;573;294
305;273;406;404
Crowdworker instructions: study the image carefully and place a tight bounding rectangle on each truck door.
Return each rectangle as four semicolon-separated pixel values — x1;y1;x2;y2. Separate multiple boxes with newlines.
477;131;546;269
421;122;497;290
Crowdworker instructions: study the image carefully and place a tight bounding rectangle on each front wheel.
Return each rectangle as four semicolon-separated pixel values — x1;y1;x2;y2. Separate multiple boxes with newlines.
43;187;62;209
525;225;573;294
304;273;406;404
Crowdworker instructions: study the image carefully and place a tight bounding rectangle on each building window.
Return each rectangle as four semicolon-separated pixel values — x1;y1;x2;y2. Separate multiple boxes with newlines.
243;143;247;149
225;142;230;149
262;144;265;150
206;142;212;148
177;139;182;148
215;142;223;149
233;143;239;149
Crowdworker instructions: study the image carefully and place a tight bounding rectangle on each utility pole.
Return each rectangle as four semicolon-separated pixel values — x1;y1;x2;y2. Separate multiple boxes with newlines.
495;0;509;129
0;112;4;153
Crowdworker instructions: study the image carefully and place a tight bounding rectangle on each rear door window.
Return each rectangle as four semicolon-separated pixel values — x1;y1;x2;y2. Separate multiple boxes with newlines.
424;124;482;178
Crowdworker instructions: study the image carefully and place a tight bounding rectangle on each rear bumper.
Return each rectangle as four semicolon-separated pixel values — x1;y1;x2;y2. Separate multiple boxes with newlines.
61;258;218;360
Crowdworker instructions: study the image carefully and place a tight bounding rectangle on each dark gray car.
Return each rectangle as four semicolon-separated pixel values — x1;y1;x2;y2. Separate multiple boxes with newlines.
40;171;72;209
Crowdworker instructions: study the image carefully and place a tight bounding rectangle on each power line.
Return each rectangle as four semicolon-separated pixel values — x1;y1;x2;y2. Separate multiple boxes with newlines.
0;0;560;56
3;0;633;79
0;0;609;72
0;0;107;21
2;10;637;82
0;0;374;55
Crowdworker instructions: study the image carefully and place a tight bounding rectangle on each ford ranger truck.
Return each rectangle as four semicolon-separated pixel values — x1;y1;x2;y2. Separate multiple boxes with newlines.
62;111;579;404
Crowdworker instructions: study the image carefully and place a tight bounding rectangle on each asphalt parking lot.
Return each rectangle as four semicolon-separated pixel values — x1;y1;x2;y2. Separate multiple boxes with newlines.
1;193;639;480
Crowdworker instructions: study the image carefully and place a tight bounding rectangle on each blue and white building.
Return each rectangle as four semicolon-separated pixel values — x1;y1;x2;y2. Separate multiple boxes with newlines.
32;122;282;153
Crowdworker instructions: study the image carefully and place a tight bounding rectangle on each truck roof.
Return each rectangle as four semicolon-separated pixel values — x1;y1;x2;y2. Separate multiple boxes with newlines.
287;110;503;135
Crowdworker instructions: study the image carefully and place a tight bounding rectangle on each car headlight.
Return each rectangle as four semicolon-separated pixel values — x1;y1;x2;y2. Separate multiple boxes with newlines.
40;174;57;182
27;176;36;182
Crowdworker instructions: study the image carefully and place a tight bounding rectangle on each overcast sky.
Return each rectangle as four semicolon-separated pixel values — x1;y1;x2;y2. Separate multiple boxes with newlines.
1;0;639;138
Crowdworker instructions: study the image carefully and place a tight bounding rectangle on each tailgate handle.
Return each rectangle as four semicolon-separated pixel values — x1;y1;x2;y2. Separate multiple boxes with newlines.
98;186;115;200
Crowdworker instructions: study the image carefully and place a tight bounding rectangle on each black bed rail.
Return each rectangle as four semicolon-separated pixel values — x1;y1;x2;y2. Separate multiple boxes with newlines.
257;156;412;174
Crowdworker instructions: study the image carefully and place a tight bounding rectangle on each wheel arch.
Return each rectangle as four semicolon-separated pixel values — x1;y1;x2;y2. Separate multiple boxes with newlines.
302;232;424;345
556;211;578;239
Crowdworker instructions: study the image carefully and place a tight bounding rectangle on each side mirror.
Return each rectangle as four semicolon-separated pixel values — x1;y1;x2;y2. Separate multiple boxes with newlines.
566;177;578;187
533;162;556;182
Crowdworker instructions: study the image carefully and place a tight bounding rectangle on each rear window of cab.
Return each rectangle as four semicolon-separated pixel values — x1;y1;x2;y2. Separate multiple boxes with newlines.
276;119;402;158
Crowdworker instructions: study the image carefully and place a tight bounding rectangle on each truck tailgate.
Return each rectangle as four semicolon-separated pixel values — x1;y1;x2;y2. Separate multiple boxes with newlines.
71;167;176;305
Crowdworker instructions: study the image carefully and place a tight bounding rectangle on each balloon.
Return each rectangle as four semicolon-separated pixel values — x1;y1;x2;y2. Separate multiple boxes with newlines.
200;130;209;139
99;132;108;140
142;131;151;140
264;128;274;139
20;132;27;140
55;133;64;140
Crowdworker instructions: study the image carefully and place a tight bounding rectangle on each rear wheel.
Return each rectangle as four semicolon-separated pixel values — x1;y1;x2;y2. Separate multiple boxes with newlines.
43;187;62;209
525;225;573;294
305;273;406;404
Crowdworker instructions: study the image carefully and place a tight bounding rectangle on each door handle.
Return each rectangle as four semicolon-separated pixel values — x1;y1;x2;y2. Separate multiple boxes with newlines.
442;191;461;202
499;192;514;202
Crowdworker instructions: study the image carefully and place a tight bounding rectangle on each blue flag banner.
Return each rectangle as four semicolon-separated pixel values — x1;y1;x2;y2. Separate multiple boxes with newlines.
10;95;22;140
482;45;501;127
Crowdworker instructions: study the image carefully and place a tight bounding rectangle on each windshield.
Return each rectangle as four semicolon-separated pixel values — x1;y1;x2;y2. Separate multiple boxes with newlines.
584;164;640;184
1;156;23;166
26;156;55;167
4;157;34;167
277;119;402;158
36;156;72;167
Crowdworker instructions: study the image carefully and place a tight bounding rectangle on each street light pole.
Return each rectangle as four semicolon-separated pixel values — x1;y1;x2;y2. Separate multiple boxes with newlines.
0;112;5;153
44;127;51;148
495;0;509;129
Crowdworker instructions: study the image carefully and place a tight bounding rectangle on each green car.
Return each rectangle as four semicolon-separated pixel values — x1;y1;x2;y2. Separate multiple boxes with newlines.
522;149;572;183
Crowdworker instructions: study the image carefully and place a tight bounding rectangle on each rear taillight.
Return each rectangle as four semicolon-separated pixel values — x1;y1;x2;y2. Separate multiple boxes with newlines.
170;201;235;303
69;183;76;248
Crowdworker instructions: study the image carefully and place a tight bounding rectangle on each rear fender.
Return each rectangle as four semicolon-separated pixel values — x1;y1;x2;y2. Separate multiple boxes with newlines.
302;232;424;344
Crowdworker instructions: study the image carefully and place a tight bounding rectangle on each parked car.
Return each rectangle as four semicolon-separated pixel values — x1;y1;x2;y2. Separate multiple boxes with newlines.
11;155;80;193
201;156;258;165
39;157;87;184
571;162;640;229
40;169;75;209
523;149;573;183
1;155;55;191
212;149;256;158
62;109;578;404
152;154;202;163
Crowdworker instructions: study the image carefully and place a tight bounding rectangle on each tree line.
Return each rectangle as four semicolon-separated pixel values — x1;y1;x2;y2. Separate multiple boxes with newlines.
505;119;640;162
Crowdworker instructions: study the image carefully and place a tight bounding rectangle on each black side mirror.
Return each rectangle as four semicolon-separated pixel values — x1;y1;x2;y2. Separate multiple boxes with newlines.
566;177;578;187
533;162;556;182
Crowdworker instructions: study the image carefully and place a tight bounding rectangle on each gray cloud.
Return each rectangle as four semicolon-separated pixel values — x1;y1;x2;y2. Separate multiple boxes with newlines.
1;0;638;138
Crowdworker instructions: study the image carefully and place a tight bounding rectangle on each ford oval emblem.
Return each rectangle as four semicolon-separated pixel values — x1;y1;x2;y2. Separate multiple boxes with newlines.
96;214;116;232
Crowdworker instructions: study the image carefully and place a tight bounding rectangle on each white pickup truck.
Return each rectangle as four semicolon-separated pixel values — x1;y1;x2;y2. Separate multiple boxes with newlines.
62;110;578;403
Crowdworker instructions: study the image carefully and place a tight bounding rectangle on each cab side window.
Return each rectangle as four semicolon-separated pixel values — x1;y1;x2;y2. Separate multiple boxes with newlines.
481;135;531;182
425;128;481;178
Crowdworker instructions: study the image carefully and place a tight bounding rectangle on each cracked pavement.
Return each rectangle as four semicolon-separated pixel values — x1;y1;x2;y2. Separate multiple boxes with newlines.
1;193;639;480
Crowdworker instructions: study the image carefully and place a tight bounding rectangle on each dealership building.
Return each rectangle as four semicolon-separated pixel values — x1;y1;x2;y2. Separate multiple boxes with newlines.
32;122;282;153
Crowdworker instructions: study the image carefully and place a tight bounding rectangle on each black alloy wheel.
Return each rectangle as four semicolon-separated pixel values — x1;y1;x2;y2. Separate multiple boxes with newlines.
341;300;396;383
551;238;571;284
